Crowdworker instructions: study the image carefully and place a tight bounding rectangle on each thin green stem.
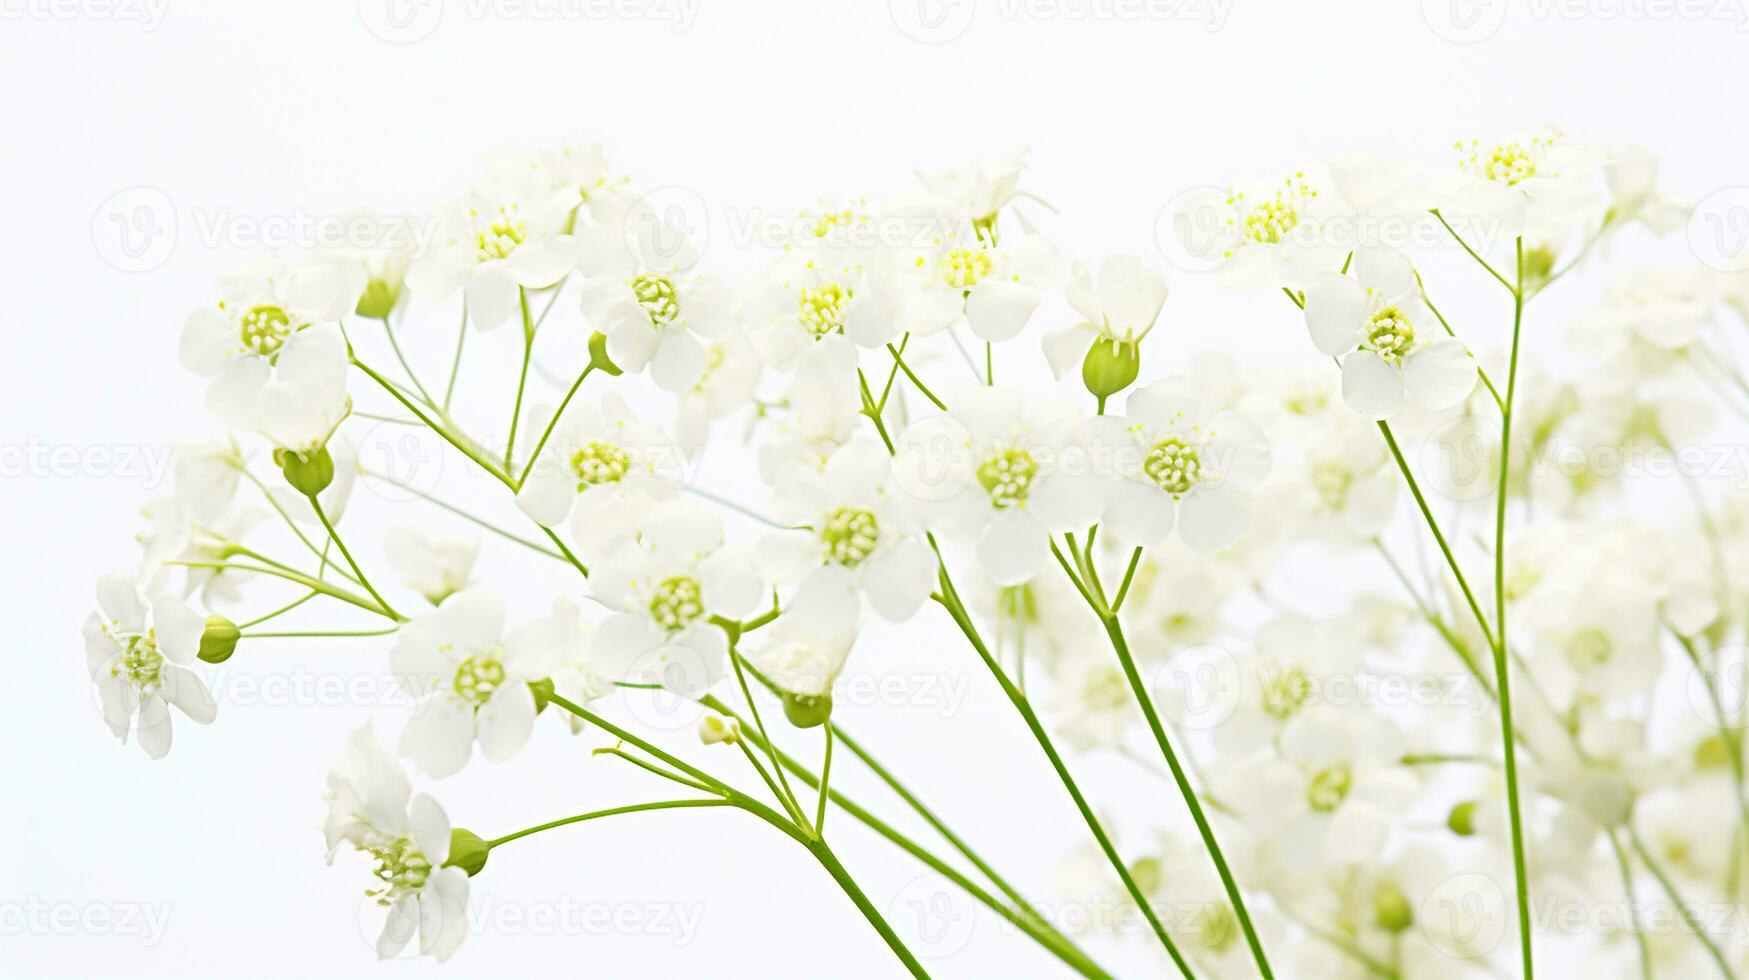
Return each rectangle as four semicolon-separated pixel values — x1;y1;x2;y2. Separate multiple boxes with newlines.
1111;546;1143;612
311;495;401;622
486;798;732;849
930;573;1195;978
1627;828;1739;979
1432;209;1517;295
442;301;468;412
1376;422;1498;651
1096;610;1273;979
359;468;567;561
235;467;360;584
381;313;437;408
240;627;399;638
728;645;812;833
1607;829;1654;980
887;342;948;410
596;745;717;795
167;561;399;622
1493;237;1535;980
355;356;516;489
235;591;318;630
815;725;834;835
516;363;595;487
504;288;536;468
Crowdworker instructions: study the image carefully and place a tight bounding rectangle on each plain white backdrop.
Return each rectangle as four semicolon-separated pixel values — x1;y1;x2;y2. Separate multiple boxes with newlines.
4;1;1749;977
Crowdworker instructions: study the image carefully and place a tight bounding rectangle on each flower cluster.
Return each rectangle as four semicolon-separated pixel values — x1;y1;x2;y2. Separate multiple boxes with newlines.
85;133;1749;978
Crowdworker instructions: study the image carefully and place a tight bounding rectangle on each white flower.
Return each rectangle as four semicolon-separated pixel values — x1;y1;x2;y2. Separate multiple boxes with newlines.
748;615;857;702
1605;144;1688;236
1570;263;1726;352
253;325;353;454
575;209;735;391
757;439;937;623
548;617;613;735
755;341;863;483
526;140;629;219
1043;652;1134;751
385;526;479;605
1174;170;1347;290
1221;706;1416;871
180;258;361;430
1095;377;1272;552
405;170;580;331
1303;250;1477;419
741;252;951;365
674;328;762;451
892;388;1103;585
1435;128;1604;240
588;499;765;695
920;229;1065;343
323;725;468;961
1290;418;1398;543
1520;565;1660;701
697;713;742;745
392;589;580;777
1043;254;1169;378
82;574;217;759
514;392;682;559
917;150;1034;227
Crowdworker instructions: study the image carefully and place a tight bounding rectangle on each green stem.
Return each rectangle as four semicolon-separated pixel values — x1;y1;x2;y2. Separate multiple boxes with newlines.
168;561;399;622
1111;546;1143;612
516;363;595;488
1627;829;1739;979
1607;829;1654;980
1096;610;1273;979
359;468;567;561
1432;209;1517;295
887;342;948;410
241;627;399;638
1492;238;1535;980
442;300;467;412
1376;422;1498;652
236;591;318;629
486;798;732;848
381;313;436;408
355;356;516;489
815;725;834;835
931;577;1196;978
728;645;812;833
504;288;536;468
310;495;401;622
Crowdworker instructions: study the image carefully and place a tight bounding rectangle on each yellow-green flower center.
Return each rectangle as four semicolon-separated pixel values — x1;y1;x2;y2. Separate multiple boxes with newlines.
364;835;432;907
1309;461;1353;511
570;440;631;489
1197;903;1240;953
239;304;294;356
977;448;1037;509
1565;627;1612;669
452;651;506;706
475;217;527;262
797;283;852;336
112;631;166;694
940;248;994;289
1261;666;1313;721
820;507;880;566
632;273;681;326
649;576;705;633
1367;306;1415;363
1307;763;1352;812
1144;437;1202;495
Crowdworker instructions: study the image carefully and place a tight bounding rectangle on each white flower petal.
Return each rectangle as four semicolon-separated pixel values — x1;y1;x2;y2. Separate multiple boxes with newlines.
1339;351;1404;420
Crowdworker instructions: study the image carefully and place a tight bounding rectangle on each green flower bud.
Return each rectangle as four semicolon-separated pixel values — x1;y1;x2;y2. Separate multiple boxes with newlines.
197;614;241;664
356;278;403;321
528;678;554;716
1447;800;1478;837
444;828;490;877
1129;856;1163;896
588;331;624;377
1522;244;1556;289
1082;337;1141;405
275;446;334;497
1373;882;1412;933
781;691;832;729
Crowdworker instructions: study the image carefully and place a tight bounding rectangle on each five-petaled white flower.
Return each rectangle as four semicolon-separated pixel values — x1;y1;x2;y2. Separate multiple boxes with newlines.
406;170;580;331
385;525;480;606
588;498;765;696
758;438;937;624
576;207;736;391
1093;376;1272;552
323;725;469;962
392;588;580;778
892;388;1104;586
83;574;217;759
1303;250;1477;420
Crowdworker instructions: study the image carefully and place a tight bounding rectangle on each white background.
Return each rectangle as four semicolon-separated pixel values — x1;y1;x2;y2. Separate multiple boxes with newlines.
4;1;1748;977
